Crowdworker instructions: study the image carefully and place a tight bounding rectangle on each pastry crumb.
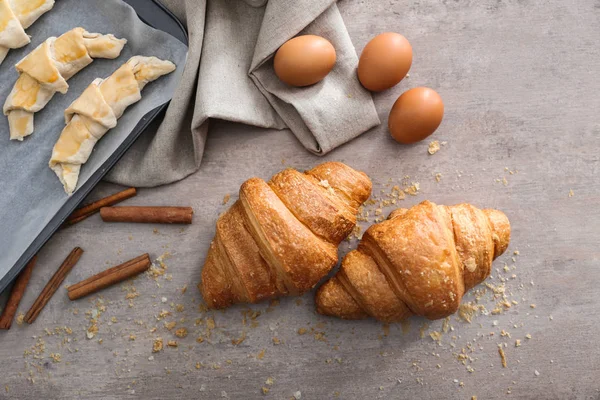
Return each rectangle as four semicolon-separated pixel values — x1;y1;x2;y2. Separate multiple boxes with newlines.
428;140;440;155
257;349;266;360
175;328;188;338
498;345;507;368
152;338;163;353
222;194;231;205
568;189;574;197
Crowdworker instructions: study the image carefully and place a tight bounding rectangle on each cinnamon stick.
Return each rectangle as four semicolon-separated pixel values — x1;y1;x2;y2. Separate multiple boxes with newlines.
25;247;83;324
0;257;37;329
62;188;137;228
100;206;193;224
67;254;151;300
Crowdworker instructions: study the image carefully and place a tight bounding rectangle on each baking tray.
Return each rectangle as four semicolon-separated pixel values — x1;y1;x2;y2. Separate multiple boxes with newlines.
0;0;188;294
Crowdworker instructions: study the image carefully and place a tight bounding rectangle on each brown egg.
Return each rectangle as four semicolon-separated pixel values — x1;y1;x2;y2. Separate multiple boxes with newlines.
358;32;413;92
274;35;336;87
388;87;444;144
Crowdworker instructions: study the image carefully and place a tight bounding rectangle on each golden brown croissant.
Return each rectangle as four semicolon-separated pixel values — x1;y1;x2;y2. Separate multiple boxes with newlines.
200;162;372;309
315;201;511;322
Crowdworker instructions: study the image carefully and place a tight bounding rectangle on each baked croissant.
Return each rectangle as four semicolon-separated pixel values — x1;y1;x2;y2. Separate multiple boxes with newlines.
315;201;511;322
49;56;176;194
3;27;127;140
0;0;54;65
200;162;372;309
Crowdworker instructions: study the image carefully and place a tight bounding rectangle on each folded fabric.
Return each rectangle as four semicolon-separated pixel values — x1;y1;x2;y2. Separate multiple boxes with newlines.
106;0;380;187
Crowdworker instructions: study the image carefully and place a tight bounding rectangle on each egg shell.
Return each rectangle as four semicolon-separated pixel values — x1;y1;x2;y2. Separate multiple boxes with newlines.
274;35;336;87
388;87;444;144
358;33;413;92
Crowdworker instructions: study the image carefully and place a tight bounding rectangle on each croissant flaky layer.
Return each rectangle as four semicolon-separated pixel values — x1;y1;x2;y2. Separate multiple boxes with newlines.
200;162;372;309
315;201;511;322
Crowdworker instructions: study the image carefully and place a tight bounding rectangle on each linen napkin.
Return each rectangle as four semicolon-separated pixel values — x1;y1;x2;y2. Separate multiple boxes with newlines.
106;0;380;186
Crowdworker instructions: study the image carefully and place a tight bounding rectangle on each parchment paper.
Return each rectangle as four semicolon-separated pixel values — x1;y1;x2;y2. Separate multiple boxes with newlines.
0;0;187;285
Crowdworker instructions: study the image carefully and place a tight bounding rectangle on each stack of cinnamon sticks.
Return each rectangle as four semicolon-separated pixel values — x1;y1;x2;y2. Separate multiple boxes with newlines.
62;187;194;227
1;187;194;327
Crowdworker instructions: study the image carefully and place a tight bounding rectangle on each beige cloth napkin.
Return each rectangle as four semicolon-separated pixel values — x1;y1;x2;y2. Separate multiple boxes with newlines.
106;0;380;186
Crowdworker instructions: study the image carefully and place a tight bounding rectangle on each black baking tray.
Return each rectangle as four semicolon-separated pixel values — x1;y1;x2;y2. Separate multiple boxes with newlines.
0;0;188;294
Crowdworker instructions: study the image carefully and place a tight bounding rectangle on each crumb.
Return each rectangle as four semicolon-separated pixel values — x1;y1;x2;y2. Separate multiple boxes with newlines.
568;189;574;197
498;345;507;368
261;387;269;395
419;323;430;339
195;362;201;369
164;321;176;331
534;370;540;376
272;337;281;345
428;140;440;155
404;182;420;196
167;340;178;347
175;328;188;338
50;353;61;363
525;334;532;339
152;338;163;353
265;377;274;385
257;349;266;360
129;334;136;341
515;339;521;347
206;317;215;330
293;391;301;399
530;304;536;309
232;331;246;346
434;173;442;182
181;284;188;294
16;313;24;325
429;331;442;343
297;328;307;335
175;304;184;312
196;336;204;343
223;194;231;205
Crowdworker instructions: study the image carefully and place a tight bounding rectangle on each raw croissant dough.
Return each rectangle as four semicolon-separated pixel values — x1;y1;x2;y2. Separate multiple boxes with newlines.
0;0;54;65
3;27;127;140
49;56;176;194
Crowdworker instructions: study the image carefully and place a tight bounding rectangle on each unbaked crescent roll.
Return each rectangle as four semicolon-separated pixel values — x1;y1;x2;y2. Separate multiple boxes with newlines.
3;27;127;140
0;0;54;65
49;56;176;195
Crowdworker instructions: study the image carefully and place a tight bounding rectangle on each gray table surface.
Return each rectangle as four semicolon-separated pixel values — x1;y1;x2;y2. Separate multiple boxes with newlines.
1;0;599;399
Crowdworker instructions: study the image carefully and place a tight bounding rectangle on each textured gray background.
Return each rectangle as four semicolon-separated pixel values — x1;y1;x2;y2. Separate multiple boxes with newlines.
1;0;599;399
